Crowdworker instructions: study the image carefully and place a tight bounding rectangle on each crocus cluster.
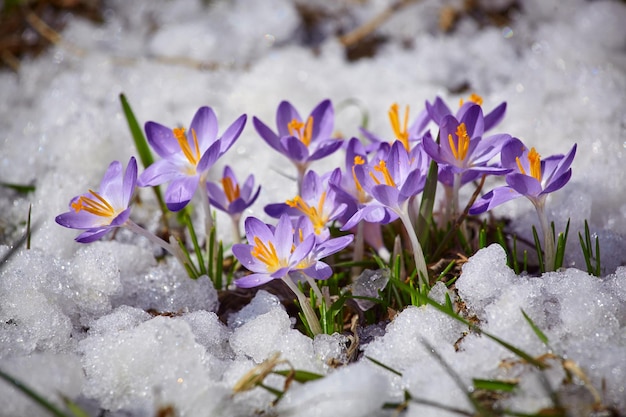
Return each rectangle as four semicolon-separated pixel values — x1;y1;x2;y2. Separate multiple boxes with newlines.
57;94;577;328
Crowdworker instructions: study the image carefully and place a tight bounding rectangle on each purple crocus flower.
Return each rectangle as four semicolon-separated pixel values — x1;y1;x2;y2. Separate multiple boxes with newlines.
341;140;430;283
253;99;343;192
426;93;507;133
232;214;315;288
265;168;346;242
207;166;261;217
422;104;511;218
341;141;427;229
56;157;137;243
138;106;247;211
470;138;577;215
291;216;354;281
422;106;511;176
470;138;577;271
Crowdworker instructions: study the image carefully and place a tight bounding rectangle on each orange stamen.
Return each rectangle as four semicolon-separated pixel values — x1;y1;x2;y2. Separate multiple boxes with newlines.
286;193;327;235
515;147;542;181
448;122;470;161
173;127;201;167
287;116;314;147
459;93;483;107
71;189;116;217
370;160;396;187
388;103;410;151
251;236;281;272
221;176;240;203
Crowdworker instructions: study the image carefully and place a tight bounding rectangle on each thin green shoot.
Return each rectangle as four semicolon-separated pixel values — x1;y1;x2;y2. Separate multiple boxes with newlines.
0;369;77;417
179;210;207;278
472;378;517;392
26;203;32;250
520;309;550;346
0;181;36;193
579;220;601;276
531;225;544;273
552;219;570;270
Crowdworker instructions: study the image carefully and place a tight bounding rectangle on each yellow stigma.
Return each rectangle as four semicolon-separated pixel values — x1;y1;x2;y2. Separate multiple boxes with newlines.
173;127;201;167
251;236;282;272
448;122;470;161
388;103;410;151
221;176;240;203
370;160;396;187
516;147;542;181
288;116;314;147
286;193;327;235
71;189;116;218
459;93;483;107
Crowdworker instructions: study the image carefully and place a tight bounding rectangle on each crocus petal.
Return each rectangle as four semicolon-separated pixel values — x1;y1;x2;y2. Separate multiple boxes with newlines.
121;157;138;207
276;101;300;137
274;214;296;258
56;210;102;230
190;106;218;150
232;243;265;272
541;169;572;195
315;235;354;258
137;160;182;187
218;114;247;155
243;216;274;244
399;169;425;199
469;186;522;215
196;140;221;173
484;102;507;132
165;176;199;211
75;228;113;243
99;161;123;196
264;202;300;218
253;117;283;152
281;136;310;162
371;184;400;208
471;133;511;165
459;104;484;139
290;234;316;264
426;97;452;125
110;208;131;227
206;182;229;212
303;262;333;280
421;131;443;162
500;137;527;169
235;273;274;288
145;122;178;158
307;140;343;162
506;173;543;197
309;99;333;141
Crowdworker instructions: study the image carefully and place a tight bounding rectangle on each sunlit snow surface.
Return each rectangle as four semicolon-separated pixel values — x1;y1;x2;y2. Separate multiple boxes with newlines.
1;0;626;415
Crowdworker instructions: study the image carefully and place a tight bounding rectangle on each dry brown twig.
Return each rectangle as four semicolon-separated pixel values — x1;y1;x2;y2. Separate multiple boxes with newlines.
338;0;420;47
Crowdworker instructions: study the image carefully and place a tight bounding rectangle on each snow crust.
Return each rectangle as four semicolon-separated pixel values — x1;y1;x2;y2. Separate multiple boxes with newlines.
1;0;625;415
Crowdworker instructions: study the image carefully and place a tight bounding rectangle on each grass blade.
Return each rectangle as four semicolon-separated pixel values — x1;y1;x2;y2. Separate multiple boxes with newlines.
0;369;72;417
520;309;549;345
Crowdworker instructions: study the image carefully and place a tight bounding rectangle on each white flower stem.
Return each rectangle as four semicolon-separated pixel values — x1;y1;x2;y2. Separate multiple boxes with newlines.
281;275;323;336
231;215;242;245
397;206;429;290
124;219;187;268
351;221;364;279
533;200;555;272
